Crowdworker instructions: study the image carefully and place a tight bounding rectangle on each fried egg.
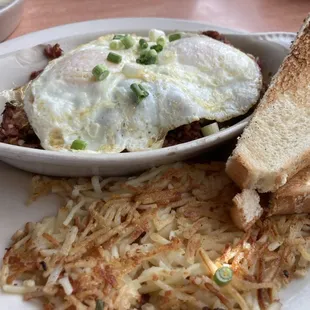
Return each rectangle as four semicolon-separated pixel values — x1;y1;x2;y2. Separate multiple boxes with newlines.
23;31;262;153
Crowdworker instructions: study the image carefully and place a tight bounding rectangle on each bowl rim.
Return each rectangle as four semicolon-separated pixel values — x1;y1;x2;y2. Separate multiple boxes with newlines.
0;116;250;164
0;0;22;14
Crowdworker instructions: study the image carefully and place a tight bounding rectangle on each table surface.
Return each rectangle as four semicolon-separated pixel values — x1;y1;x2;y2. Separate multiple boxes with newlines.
8;0;310;40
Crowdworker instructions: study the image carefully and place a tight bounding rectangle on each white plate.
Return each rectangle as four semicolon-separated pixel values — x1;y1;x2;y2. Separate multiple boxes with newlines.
0;19;306;309
0;18;293;177
0;161;310;310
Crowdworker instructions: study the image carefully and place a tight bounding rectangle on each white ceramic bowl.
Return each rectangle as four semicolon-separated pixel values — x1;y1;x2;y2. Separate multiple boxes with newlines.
0;18;294;177
0;0;23;42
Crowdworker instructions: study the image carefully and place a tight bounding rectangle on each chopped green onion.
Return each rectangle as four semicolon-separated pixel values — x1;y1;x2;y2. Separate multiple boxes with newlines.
213;266;233;286
148;49;157;57
139;38;148;49
157;36;166;47
121;35;135;49
109;40;124;50
71;139;87;150
107;52;122;64
92;64;110;81
130;83;149;103
169;33;182;42
136;49;157;65
113;34;125;40
201;122;220;136
150;44;163;53
95;299;105;310
122;63;142;78
149;29;165;42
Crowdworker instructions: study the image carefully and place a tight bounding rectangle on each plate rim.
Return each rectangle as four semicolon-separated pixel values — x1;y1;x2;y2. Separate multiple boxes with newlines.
1;16;296;55
1;16;296;53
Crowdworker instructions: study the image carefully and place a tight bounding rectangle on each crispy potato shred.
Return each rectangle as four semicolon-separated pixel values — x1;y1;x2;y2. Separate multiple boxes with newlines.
1;162;310;309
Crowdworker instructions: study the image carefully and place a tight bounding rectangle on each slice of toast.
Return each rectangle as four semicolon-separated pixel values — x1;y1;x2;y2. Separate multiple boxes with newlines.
230;189;263;231
226;15;310;193
269;166;310;216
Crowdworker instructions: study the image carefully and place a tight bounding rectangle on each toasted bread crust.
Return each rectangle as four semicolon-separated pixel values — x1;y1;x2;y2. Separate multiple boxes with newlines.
269;166;310;216
226;14;310;193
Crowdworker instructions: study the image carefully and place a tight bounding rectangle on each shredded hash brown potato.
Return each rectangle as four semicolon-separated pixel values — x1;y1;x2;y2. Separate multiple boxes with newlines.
1;162;310;309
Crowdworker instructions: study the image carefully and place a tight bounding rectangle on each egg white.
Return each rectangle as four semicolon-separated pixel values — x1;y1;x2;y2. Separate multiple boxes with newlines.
23;32;262;153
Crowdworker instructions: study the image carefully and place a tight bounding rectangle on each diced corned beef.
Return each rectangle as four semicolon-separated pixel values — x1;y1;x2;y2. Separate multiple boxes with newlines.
202;30;231;44
44;43;63;60
0;102;41;148
29;44;63;80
